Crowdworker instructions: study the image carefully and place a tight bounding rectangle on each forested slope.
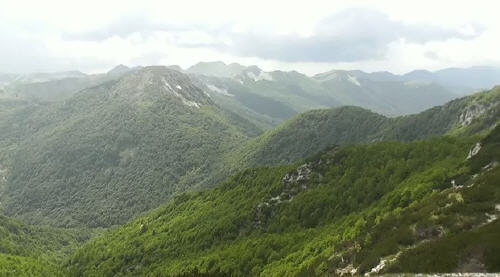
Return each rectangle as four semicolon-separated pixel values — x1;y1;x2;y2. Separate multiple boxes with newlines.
0;66;261;228
0;215;92;276
226;86;500;172
69;124;500;276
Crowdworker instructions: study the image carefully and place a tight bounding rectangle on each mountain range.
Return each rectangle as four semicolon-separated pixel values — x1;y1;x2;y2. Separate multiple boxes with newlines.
1;66;499;229
3;63;500;129
0;63;499;276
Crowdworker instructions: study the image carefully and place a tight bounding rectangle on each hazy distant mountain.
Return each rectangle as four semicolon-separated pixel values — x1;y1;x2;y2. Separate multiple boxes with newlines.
0;66;142;102
187;61;247;78
338;66;500;93
2;63;498;126
17;71;87;83
325;66;500;91
192;64;459;124
416;66;500;90
107;64;133;75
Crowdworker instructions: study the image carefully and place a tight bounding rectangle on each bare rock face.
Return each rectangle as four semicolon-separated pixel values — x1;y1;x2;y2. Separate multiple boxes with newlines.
459;104;487;126
335;264;357;276
467;142;482;159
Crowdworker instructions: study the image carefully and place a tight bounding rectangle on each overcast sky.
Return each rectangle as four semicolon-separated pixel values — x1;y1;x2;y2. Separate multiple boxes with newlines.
1;0;499;75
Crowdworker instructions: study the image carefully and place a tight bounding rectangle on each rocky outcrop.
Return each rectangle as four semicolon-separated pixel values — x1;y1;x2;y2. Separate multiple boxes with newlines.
459;104;487;126
254;162;314;228
467;142;482;159
335;264;357;276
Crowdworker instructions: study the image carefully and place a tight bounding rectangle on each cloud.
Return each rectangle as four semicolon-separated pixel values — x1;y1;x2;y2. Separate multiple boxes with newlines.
208;9;484;62
63;9;484;63
62;13;229;42
0;27;114;74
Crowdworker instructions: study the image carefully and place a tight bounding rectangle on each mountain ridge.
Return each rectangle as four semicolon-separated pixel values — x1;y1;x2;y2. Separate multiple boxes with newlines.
0;66;262;227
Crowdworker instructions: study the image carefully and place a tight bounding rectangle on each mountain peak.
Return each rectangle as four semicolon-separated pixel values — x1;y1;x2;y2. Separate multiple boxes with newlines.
108;64;131;75
110;66;212;108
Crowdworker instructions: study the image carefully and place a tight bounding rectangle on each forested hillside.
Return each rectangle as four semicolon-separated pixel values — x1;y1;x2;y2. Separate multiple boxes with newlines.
0;66;261;228
68;123;500;276
2;1;500;275
0;71;498;276
1;82;498;229
0;215;92;276
221;86;500;177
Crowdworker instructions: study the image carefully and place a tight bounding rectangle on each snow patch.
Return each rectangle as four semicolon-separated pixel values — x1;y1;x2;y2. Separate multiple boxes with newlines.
161;77;201;108
162;79;173;91
246;71;273;82
206;84;233;97
347;75;361;86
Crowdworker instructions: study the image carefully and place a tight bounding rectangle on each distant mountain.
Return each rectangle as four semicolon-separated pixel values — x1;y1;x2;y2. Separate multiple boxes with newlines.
188;63;464;124
0;73;17;88
107;64;145;76
314;70;457;115
426;66;500;91
0;66;261;227
0;66;141;102
319;66;500;91
187;61;247;78
3;63;497;127
107;64;132;75
10;71;87;84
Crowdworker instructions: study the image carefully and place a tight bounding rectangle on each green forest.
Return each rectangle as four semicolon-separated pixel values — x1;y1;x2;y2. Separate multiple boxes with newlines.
67;126;500;276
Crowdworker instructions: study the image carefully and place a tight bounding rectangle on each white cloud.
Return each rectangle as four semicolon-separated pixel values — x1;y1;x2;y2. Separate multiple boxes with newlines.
0;0;499;74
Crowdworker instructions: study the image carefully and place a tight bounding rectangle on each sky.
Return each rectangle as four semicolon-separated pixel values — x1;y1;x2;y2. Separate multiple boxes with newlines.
1;0;500;75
